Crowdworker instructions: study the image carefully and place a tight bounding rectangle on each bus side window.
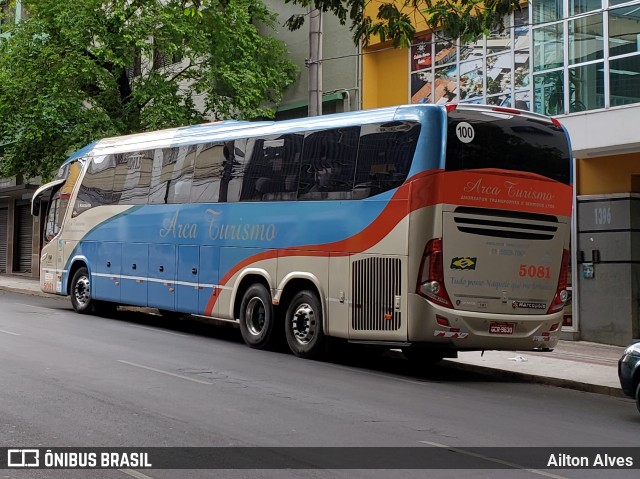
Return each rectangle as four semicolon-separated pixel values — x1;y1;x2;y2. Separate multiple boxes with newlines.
240;134;302;202
354;122;420;198
191;143;222;203
191;140;246;203
166;146;195;204
117;151;153;205
148;147;193;204
298;127;360;201
74;155;116;216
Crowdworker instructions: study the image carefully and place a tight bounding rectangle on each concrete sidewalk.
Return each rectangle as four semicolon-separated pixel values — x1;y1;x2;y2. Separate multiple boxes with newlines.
0;274;627;398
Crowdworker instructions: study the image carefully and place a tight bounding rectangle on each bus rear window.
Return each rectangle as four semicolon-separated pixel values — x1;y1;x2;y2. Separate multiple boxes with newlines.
445;109;571;185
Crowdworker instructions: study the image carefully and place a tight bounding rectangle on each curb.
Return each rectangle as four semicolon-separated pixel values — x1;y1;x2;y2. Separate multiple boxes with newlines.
439;359;626;399
0;285;58;299
387;349;625;399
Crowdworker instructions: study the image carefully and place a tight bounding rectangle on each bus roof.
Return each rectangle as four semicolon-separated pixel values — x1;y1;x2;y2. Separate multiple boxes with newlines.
61;104;559;165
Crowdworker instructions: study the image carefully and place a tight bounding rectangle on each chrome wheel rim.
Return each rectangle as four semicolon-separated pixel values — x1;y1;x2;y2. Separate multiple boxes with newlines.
74;275;91;307
292;303;316;345
245;297;266;336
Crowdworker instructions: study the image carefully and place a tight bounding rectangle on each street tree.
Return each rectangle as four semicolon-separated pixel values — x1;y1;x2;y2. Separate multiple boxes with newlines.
0;0;298;179
281;0;521;47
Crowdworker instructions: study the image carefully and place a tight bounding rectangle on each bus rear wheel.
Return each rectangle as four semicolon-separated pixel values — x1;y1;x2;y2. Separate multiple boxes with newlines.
239;284;278;349
70;267;94;314
285;290;325;359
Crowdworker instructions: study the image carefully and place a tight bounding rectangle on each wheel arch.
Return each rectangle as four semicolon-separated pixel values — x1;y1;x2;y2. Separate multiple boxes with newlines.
231;269;274;321
276;273;326;333
66;257;90;296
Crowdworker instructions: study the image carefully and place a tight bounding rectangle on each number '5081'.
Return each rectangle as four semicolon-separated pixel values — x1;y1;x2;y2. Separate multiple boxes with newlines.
519;265;551;279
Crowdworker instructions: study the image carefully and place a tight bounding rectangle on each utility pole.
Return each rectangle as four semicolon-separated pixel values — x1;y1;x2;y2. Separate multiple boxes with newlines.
308;8;323;117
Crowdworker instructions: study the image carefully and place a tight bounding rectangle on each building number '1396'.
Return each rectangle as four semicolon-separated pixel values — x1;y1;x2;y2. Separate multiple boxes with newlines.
519;264;551;279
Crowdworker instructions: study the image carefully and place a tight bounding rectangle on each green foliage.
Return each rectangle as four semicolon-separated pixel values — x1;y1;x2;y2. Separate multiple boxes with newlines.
284;0;521;47
0;0;297;179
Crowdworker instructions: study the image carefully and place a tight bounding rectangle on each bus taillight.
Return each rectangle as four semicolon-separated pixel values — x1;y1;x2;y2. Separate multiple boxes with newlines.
417;238;453;308
548;249;570;314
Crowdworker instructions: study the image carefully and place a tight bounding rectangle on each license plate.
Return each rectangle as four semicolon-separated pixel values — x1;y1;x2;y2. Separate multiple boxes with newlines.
489;322;514;334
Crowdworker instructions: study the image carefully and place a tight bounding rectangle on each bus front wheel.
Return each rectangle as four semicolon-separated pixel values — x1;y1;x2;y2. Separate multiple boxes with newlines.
239;284;278;349
285;290;325;359
70;267;94;314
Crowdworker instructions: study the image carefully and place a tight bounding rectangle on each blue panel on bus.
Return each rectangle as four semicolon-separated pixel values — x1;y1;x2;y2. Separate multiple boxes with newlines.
148;243;176;311
176;245;200;315
198;246;219;316
79;201;389;247
121;243;149;307
73;199;393;282
94;242;122;303
219;247;267;284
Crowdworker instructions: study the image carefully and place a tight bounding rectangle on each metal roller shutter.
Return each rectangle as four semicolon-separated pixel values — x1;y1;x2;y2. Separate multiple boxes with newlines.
0;208;7;273
15;205;32;273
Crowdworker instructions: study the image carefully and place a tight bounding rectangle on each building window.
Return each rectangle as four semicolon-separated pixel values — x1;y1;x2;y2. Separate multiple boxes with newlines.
570;63;605;112
569;13;604;64
533;22;564;72
533;0;563;24
534;70;564;115
610;55;640;106
570;0;601;16
609;5;640;58
460;58;484;102
152;49;183;70
434;65;458;103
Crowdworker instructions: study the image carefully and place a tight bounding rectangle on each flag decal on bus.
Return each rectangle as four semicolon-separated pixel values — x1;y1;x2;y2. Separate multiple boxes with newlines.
450;257;477;270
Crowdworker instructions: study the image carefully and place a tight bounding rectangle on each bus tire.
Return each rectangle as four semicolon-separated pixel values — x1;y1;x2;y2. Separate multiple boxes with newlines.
285;290;325;359
239;284;277;349
70;267;94;314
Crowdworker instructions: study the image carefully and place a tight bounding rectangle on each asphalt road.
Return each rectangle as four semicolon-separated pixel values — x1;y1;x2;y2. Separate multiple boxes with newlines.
0;290;638;479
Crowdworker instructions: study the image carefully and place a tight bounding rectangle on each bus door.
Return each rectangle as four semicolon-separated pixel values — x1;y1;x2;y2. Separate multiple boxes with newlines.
38;181;65;294
33;173;80;294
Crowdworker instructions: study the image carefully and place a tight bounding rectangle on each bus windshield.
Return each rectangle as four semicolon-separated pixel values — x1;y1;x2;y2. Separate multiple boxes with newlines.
42;160;83;243
445;108;571;185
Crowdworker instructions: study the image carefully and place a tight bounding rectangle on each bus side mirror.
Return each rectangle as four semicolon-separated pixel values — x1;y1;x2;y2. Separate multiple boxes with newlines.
31;199;40;217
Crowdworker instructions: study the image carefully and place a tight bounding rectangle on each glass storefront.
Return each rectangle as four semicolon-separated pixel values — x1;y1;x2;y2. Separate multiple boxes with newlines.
409;0;640;115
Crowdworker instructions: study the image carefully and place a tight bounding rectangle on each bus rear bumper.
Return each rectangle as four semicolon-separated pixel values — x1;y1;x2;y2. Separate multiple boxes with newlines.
407;294;563;351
